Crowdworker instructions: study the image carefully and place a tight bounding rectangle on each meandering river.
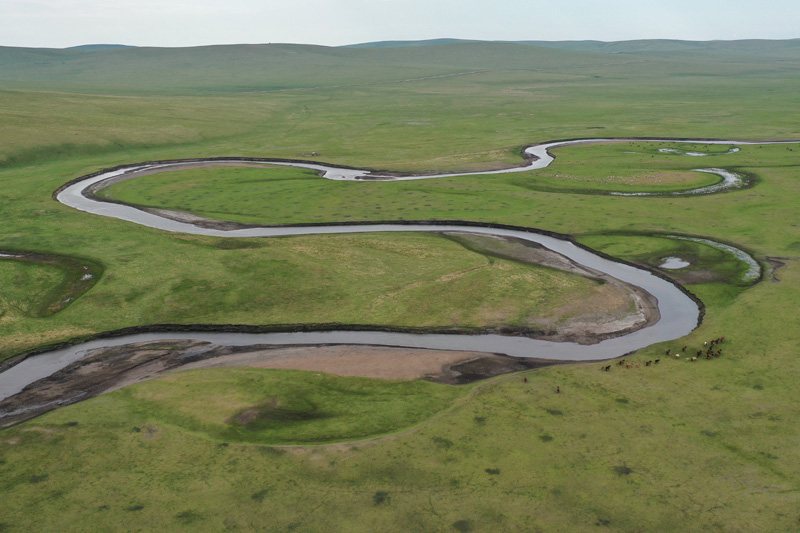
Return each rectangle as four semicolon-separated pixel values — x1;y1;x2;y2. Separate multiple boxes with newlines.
4;137;795;401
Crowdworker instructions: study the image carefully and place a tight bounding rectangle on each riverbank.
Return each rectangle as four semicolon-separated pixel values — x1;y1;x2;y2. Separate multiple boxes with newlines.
0;340;570;429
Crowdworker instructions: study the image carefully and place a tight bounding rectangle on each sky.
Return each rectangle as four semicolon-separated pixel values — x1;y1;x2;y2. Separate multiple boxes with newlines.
1;0;799;49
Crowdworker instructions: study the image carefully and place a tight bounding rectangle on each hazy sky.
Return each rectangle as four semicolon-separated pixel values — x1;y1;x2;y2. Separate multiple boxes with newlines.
2;0;798;48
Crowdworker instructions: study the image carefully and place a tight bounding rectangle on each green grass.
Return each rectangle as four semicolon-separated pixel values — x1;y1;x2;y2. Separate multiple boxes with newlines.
578;232;758;286
1;41;800;531
95;144;800;260
0;228;611;360
0;42;649;94
95;142;778;225
2;42;799;174
3;336;799;531
530;142;745;194
64;367;468;445
0;259;65;320
0;253;102;319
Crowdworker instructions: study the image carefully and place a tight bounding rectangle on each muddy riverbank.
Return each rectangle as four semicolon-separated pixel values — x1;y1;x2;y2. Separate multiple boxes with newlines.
0;340;570;429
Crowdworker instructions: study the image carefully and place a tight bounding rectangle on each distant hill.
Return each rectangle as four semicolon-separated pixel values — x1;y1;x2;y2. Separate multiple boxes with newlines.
519;39;800;59
0;39;797;95
348;38;800;59
0;41;629;94
65;44;135;51
344;38;482;48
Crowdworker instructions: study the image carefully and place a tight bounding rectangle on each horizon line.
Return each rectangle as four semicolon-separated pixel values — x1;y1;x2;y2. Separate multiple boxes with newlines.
3;36;800;51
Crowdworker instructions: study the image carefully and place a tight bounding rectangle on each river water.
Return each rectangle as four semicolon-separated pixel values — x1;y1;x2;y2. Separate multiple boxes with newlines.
0;221;701;399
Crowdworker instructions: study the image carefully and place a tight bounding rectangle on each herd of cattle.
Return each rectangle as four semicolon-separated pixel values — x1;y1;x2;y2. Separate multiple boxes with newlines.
600;336;726;371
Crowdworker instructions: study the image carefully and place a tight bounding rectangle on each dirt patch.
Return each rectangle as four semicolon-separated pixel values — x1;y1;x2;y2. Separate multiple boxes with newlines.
140;424;161;440
187;344;560;384
196;345;479;381
766;256;791;282
660;266;725;285
0;341;564;429
444;354;561;384
233;408;262;426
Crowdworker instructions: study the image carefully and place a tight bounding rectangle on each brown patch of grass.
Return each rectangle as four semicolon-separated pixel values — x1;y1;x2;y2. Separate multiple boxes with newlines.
533;283;636;325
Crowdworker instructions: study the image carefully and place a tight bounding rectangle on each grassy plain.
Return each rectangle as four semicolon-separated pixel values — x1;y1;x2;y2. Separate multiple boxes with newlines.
0;228;614;359
0;253;101;319
100;141;777;223
97;367;468;445
1;41;800;531
0;260;65;319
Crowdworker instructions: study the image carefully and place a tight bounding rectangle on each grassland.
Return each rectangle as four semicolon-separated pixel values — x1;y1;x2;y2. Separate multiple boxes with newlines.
0;228;619;360
1;41;800;531
96;367;468;445
0;260;66;319
0;252;101;319
98;141;772;225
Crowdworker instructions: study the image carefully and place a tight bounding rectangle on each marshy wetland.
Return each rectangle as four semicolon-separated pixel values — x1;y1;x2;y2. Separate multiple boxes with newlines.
1;41;800;531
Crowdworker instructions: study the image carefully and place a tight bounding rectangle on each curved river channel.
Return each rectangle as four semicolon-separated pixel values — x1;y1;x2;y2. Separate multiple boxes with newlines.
4;137;796;400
